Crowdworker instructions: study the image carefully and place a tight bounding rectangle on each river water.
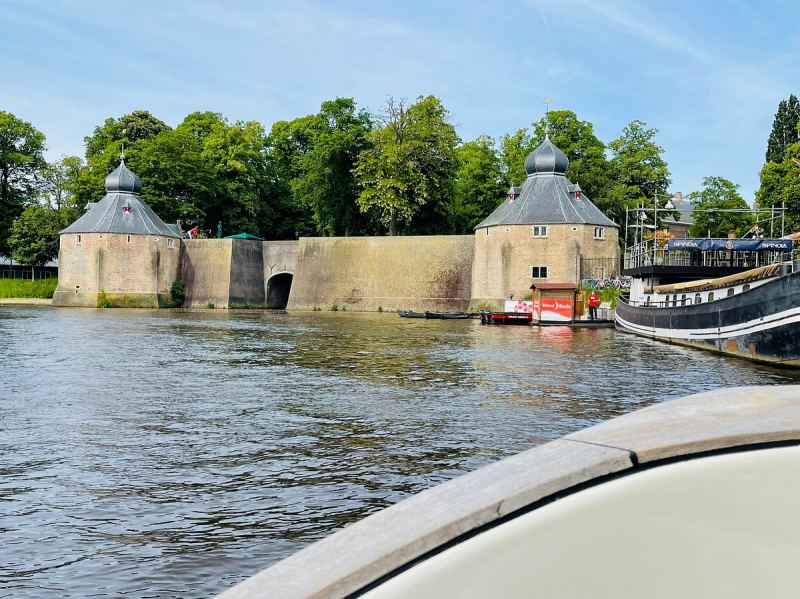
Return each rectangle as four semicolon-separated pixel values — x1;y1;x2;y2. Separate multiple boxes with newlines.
1;306;797;598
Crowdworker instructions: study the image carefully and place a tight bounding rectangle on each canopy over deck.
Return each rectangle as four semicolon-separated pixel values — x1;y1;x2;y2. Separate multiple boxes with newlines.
667;238;793;252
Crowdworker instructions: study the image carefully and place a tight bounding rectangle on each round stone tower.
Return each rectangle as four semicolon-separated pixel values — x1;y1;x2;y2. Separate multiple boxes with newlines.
52;159;182;307
471;135;620;307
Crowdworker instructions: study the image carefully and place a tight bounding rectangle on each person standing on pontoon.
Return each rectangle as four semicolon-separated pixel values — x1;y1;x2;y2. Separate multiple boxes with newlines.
588;291;600;321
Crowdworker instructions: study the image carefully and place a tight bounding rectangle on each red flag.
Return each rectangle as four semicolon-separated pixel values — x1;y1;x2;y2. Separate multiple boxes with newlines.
189;227;199;238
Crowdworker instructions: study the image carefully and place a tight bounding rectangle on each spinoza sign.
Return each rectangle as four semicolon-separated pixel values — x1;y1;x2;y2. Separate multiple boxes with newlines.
667;238;793;252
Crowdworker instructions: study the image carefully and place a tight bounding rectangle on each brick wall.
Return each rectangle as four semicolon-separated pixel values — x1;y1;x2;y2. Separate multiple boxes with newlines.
471;224;620;307
53;232;180;307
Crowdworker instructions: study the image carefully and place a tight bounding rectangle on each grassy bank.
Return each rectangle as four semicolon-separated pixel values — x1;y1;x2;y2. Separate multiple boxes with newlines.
0;278;58;299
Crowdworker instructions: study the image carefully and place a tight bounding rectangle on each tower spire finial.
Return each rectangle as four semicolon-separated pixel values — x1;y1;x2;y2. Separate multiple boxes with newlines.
120;143;126;162
543;97;553;137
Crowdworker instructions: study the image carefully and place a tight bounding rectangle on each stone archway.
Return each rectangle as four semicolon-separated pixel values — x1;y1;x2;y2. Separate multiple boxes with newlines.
266;272;293;309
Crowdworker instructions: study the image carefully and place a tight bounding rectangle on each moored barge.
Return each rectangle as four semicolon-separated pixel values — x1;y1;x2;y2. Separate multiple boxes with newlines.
616;236;800;366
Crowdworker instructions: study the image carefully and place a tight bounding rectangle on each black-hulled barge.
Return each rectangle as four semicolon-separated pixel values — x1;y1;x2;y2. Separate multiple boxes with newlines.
615;237;800;366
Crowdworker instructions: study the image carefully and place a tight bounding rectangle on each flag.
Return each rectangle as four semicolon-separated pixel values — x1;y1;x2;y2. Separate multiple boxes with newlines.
188;227;199;239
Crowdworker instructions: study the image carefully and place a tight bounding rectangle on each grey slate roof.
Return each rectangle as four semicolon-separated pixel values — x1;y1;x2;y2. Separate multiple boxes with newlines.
61;160;180;237
671;199;694;224
476;136;618;229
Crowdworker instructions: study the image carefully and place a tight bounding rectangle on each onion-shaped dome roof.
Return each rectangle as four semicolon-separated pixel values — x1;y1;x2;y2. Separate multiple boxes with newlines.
104;158;142;194
61;159;179;237
524;134;569;176
474;134;617;229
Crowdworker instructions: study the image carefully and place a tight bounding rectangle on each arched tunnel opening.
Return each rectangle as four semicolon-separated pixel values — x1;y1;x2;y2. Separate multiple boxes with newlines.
266;272;293;309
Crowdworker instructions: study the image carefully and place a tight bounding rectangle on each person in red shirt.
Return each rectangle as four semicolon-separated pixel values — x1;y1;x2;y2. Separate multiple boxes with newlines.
588;290;600;321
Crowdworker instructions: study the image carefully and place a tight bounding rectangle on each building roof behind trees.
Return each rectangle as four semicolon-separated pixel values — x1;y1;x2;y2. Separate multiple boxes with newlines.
476;135;618;229
61;159;180;237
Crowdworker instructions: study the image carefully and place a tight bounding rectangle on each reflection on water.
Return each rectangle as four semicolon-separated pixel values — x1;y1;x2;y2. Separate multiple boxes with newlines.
0;307;796;598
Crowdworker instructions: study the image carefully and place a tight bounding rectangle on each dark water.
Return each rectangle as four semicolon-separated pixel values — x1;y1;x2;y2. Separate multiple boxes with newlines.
1;307;797;598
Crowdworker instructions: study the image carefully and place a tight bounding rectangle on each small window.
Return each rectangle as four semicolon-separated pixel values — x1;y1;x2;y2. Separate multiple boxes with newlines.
531;266;548;278
708;292;715;302
485;227;489;236
594;227;605;240
743;284;750;292
694;293;701;304
76;235;81;245
127;235;132;243
727;288;735;297
645;296;651;306
681;294;687;306
167;239;175;249
531;225;548;238
673;294;678;307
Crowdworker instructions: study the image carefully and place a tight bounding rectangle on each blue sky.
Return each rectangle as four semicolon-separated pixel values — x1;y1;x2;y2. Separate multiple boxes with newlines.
1;0;798;201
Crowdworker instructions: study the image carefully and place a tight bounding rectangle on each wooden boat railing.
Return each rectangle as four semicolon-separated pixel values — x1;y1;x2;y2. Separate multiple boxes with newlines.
217;386;800;599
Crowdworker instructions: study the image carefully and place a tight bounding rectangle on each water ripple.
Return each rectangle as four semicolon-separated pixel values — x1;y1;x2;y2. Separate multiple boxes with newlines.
0;307;797;598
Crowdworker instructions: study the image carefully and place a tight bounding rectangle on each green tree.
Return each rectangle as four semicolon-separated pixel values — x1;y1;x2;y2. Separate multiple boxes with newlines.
8;203;67;266
40;156;84;232
688;176;754;237
766;95;800;164
452;135;506;233
608;120;672;234
756;142;800;232
0;111;46;256
202;119;270;236
355;96;459;235
532;110;613;216
265;114;320;238
73;110;172;210
130;114;220;227
84;110;170;159
499;128;532;185
292;98;373;236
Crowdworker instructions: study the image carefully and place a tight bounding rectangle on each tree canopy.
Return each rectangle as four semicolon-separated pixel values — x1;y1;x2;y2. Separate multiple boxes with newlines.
608;120;672;233
292;98;374;236
533;110;612;215
688;176;753;238
452;135;506;233
355;96;459;235
0;111;46;256
766;95;800;164
0;100;699;259
8;203;67;266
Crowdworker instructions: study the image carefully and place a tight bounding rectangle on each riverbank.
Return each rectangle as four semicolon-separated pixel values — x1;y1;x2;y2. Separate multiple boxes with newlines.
0;278;58;299
0;297;52;305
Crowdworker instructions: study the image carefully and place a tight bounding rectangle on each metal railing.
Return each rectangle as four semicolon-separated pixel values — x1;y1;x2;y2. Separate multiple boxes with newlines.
0;269;55;280
624;239;795;270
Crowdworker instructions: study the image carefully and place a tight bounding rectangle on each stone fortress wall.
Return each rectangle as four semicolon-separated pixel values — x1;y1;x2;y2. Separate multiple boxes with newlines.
54;232;619;311
53;137;621;311
471;224;620;306
287;235;475;312
52;232;181;307
181;239;299;308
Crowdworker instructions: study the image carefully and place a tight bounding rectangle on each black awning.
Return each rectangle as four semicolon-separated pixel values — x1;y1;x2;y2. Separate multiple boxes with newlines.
667;238;792;252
